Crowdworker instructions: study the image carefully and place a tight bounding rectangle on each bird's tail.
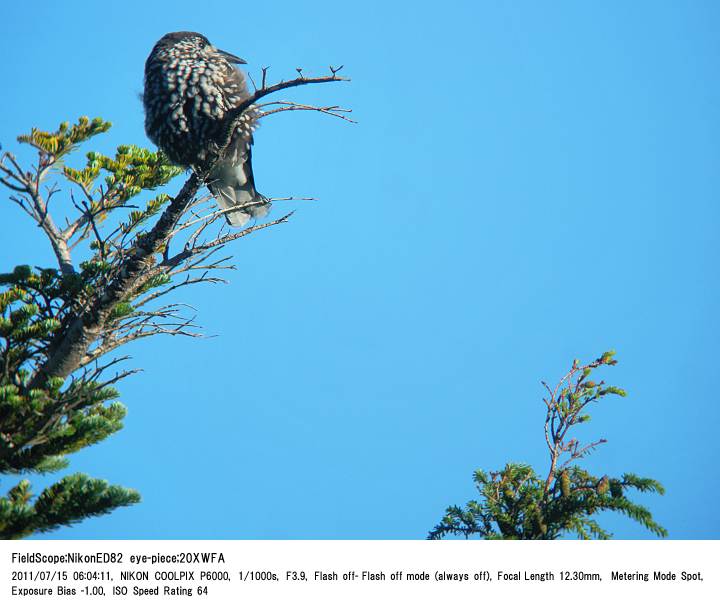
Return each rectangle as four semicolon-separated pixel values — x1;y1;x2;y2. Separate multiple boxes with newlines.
208;148;270;227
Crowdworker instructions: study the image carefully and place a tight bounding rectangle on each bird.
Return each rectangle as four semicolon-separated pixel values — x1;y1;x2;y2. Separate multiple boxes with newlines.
143;31;269;227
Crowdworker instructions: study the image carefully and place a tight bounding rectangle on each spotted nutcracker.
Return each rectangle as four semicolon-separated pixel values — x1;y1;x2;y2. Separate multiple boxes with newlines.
143;31;268;227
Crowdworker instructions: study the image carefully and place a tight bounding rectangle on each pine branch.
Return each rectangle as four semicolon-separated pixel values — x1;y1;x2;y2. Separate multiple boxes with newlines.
1;63;349;536
26;69;347;389
429;353;666;540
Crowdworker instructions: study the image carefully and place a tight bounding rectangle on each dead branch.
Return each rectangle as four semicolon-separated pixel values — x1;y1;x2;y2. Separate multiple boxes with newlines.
257;100;356;124
217;68;349;155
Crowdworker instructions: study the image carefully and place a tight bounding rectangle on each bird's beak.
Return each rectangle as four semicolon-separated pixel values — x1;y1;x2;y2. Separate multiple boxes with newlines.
217;49;247;64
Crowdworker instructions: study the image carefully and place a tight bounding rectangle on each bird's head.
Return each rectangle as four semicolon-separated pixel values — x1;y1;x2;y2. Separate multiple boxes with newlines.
151;31;247;64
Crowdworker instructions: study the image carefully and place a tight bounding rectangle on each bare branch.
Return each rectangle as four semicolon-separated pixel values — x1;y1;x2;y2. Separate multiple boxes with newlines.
2;151;75;274
0;177;28;193
163;213;293;272
258;100;357;124
217;69;349;154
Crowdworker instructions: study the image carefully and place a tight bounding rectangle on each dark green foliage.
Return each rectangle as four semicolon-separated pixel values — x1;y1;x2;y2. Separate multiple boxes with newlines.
0;263;139;536
429;464;665;540
0;258;139;539
0;117;184;538
428;354;666;540
0;474;140;539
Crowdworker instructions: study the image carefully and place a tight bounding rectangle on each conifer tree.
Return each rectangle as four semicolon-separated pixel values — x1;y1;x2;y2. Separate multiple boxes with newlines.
428;352;666;539
0;68;348;538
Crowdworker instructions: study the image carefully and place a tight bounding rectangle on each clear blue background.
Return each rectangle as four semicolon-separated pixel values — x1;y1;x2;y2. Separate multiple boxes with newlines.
1;0;718;539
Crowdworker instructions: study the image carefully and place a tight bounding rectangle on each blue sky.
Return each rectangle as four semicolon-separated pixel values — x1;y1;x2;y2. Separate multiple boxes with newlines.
1;0;718;539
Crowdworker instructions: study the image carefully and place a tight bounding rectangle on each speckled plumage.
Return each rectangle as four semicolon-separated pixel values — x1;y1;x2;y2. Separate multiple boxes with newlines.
143;31;268;226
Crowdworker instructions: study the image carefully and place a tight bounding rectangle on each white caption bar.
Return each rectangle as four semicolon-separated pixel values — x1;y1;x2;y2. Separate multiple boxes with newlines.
1;540;717;608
